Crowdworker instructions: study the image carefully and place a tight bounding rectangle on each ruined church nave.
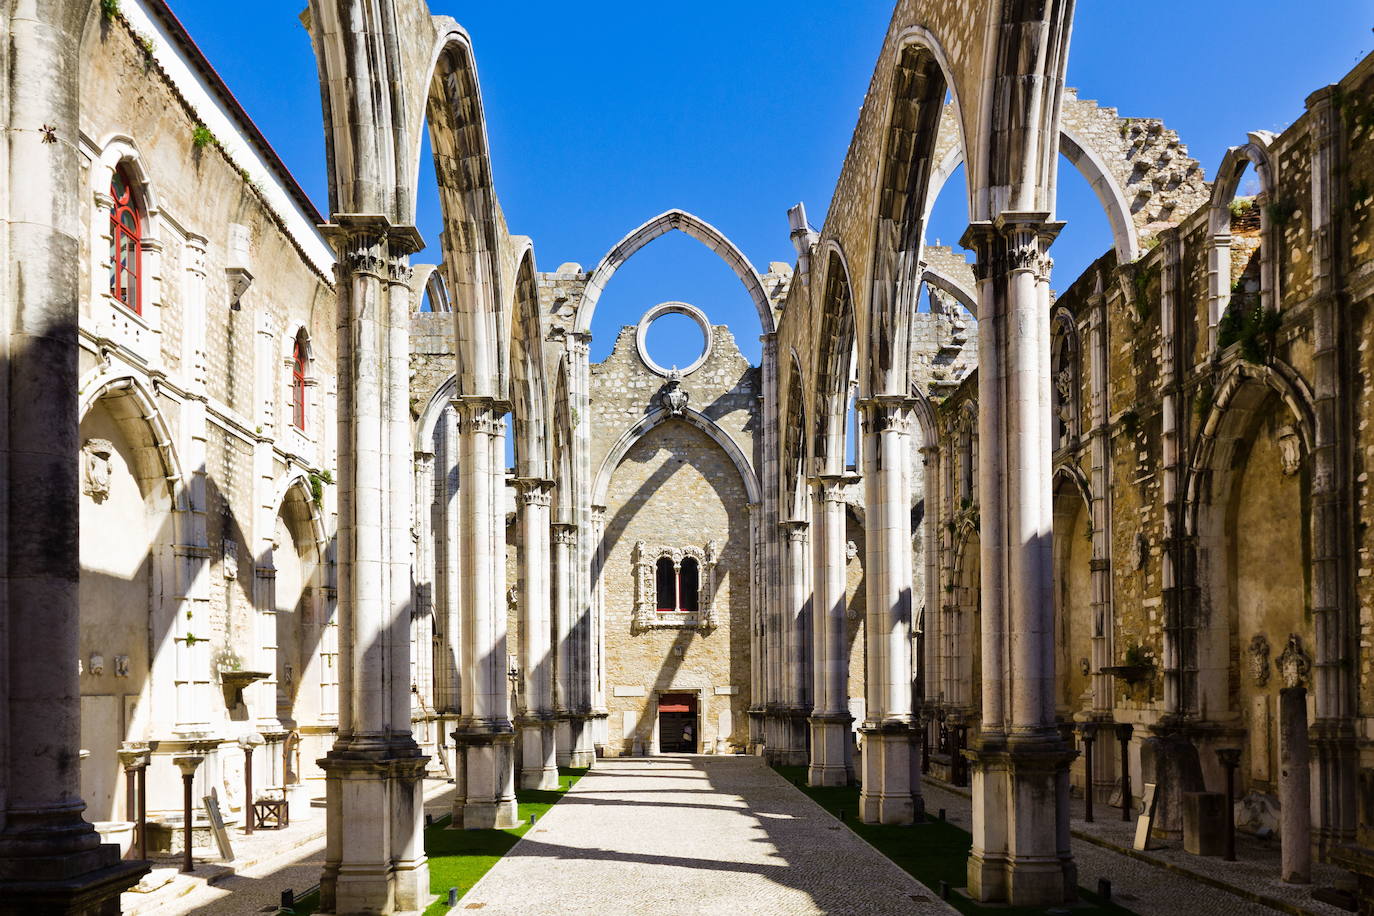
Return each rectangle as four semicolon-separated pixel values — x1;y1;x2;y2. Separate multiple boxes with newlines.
2;1;1374;914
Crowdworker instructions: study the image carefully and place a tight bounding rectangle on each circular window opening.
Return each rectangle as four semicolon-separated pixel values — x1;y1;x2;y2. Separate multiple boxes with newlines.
636;303;712;377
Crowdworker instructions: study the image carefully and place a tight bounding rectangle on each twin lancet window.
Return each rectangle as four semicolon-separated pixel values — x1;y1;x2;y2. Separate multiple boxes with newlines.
109;166;142;315
633;542;719;632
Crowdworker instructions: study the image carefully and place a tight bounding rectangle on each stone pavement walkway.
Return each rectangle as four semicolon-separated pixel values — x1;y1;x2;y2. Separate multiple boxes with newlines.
459;756;956;916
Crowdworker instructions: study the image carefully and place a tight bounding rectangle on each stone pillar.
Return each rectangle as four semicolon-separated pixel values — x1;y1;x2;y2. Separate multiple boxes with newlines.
0;4;149;909
859;396;922;825
780;520;812;766
451;397;518;829
567;331;601;764
962;215;1075;907
551;521;578;766
515;479;558;790
809;475;853;787
1279;686;1312;884
316;218;429;914
1304;85;1359;857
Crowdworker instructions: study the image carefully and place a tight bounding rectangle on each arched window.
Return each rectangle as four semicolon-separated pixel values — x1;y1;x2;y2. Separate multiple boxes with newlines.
291;332;308;430
109;166;142;314
679;558;700;613
655;557;676;612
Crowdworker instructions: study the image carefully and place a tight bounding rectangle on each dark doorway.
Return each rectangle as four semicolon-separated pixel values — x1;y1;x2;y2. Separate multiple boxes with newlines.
658;692;698;753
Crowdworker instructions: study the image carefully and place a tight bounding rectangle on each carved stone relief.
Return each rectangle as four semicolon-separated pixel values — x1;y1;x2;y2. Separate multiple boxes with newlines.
1248;634;1271;687
1277;633;1311;688
82;438;114;502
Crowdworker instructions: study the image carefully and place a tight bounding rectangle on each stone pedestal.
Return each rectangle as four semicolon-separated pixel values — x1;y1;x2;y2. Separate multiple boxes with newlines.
967;738;1076;907
318;747;430;914
782;709;811;767
859;724;921;825
1183;792;1227;856
808;714;851;787
518;719;559;791
452;729;518;830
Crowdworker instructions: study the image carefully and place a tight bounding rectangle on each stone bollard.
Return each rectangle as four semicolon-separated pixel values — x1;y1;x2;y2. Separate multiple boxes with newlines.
1278;686;1311;884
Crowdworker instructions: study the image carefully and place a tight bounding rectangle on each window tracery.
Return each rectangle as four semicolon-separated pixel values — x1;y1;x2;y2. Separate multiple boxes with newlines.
633;541;717;631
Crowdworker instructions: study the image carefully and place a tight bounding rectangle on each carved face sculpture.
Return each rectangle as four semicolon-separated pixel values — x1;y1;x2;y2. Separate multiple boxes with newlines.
1277;633;1311;688
1276;425;1302;477
82;438;115;502
1248;634;1271;687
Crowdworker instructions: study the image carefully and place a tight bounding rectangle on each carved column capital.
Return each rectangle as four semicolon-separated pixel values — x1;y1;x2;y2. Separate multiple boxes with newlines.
454;397;508;436
513;477;554;507
551;522;579;546
779;520;810;544
857;395;917;435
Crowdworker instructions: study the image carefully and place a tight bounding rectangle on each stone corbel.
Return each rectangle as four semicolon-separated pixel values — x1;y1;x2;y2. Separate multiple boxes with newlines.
226;266;254;311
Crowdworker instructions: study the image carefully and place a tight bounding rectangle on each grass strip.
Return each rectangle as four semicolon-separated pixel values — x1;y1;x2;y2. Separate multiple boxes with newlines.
422;766;587;916
773;765;1135;916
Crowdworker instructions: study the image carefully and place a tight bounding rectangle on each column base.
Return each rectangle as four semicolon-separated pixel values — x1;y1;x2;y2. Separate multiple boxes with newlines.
808;714;852;787
568;715;597;769
967;735;1076;907
318;739;431;916
518;720;559;791
0;811;148;916
859;722;923;825
451;724;519;830
781;708;811;767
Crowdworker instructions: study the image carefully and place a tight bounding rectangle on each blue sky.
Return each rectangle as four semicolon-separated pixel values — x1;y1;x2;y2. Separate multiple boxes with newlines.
168;1;1372;369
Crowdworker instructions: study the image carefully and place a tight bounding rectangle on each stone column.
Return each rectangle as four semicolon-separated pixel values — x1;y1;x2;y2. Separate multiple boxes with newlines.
1279;686;1312;884
316;218;429;914
780;520;812;766
1304;85;1359;857
809;475;853;787
449;396;518;828
962;215;1075;906
0;4;148;908
567;331;601;762
551;521;578;766
859;396;922;825
515;479;558;790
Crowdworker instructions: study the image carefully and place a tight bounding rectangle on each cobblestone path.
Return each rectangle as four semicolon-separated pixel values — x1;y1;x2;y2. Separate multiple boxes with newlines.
459;756;955;915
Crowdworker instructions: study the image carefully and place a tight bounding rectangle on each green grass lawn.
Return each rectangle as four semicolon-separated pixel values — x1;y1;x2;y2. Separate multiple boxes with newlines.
421;767;587;916
279;767;587;916
773;765;1135;916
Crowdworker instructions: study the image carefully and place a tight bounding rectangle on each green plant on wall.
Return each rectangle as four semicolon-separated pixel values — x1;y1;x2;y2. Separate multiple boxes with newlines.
1194;378;1215;421
1217;299;1281;363
100;0;120;19
192;125;215;149
1123;642;1154;670
1265;199;1298;228
309;469;334;506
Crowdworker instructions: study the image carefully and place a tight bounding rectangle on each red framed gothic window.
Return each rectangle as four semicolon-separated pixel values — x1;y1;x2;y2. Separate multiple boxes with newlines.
291;333;308;430
109;166;142;314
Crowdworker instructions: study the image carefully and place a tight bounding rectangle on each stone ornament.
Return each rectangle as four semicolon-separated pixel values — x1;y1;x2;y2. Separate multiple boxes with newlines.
114;655;130;678
1276;425;1302;477
659;370;689;417
845;540;859;561
1277;634;1311;688
88;654;105;676
1248;634;1271;687
82;438;114;502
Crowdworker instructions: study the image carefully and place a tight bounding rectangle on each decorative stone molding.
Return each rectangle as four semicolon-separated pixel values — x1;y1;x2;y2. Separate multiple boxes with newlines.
658;370;690;416
82;438;114;502
1277;634;1311;688
631;540;718;631
1248;634;1271;687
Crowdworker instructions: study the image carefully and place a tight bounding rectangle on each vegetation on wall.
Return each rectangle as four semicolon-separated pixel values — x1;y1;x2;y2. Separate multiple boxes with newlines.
1217;298;1281;364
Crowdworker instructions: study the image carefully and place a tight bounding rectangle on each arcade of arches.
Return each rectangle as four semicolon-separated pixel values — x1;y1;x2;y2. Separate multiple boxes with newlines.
3;0;1374;913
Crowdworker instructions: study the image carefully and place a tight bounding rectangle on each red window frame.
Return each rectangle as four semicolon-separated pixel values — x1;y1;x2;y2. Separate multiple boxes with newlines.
291;335;308;430
109;167;142;314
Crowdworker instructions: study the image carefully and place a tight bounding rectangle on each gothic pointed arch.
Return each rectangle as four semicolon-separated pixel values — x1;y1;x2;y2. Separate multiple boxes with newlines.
592;407;760;509
509;245;550;478
575;209;775;337
813;245;857;476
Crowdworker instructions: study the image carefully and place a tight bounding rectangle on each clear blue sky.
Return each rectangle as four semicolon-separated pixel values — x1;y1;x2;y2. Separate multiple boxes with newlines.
168;1;1372;369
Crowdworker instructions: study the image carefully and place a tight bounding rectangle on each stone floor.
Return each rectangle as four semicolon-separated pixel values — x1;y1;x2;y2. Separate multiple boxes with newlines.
459;756;956;916
119;779;456;916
